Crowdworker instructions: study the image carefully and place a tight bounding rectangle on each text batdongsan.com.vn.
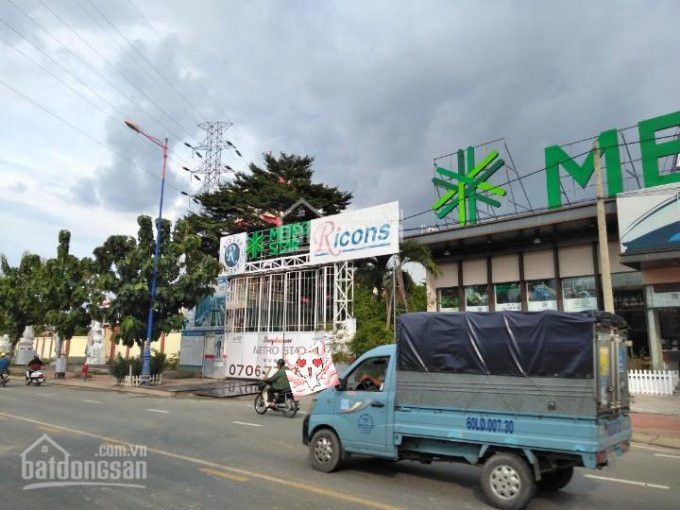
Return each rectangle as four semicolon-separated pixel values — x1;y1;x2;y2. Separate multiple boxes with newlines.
20;434;147;490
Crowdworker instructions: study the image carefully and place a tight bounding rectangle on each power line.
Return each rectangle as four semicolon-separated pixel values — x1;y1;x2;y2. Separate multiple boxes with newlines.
126;0;220;116
83;0;204;126
32;0;198;145
0;77;187;201
0;18;194;176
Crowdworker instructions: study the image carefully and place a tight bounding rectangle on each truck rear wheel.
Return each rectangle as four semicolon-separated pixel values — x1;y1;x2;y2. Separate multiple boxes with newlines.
537;466;573;491
481;453;536;510
310;429;342;473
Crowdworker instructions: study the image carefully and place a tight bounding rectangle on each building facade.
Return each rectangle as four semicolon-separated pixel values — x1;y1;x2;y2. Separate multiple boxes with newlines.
409;198;680;370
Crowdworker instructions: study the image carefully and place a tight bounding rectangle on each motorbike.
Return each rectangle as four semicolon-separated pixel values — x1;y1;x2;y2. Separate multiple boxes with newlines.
254;382;298;418
25;369;45;386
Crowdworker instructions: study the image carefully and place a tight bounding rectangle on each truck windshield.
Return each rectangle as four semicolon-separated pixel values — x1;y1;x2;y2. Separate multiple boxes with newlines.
345;356;389;392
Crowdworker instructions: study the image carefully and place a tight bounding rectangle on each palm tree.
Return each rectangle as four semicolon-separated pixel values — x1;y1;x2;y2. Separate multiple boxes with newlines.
385;239;441;327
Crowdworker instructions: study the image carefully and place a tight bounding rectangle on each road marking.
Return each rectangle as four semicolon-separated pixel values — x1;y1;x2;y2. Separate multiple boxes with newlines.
632;444;676;453
0;412;401;510
39;426;61;434
84;399;101;404
146;409;169;414
37;394;51;397
654;453;680;460
584;474;669;489
232;421;263;427
200;467;249;482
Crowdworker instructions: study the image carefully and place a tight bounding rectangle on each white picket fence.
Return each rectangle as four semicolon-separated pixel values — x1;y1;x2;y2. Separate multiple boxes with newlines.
627;370;679;395
112;374;163;387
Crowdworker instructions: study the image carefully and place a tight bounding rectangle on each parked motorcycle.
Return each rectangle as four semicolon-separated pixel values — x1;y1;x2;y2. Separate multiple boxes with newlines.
25;369;45;386
254;382;298;418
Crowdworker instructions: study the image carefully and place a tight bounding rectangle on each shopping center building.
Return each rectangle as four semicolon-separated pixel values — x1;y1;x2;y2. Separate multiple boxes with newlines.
409;110;680;370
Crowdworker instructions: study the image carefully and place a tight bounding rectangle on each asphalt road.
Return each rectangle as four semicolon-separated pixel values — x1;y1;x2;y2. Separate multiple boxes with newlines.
0;383;678;510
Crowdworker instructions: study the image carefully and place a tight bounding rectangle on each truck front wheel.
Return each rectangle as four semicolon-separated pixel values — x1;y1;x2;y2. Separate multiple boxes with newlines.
481;453;536;510
537;466;573;491
310;429;342;473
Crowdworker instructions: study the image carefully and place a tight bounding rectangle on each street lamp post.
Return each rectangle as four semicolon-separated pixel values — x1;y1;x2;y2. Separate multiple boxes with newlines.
124;119;168;385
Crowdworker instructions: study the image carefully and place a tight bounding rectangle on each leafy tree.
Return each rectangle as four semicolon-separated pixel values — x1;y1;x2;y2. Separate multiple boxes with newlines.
0;253;48;344
187;153;353;255
44;230;93;356
93;215;219;347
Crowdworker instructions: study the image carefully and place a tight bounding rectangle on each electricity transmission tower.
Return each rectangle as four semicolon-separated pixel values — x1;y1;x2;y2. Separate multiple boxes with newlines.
185;121;242;193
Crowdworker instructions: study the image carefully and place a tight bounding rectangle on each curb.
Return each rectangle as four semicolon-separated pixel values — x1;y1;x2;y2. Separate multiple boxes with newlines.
52;382;178;398
632;431;680;450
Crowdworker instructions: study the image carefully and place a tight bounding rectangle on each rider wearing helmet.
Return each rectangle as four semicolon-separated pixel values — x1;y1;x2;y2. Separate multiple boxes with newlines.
266;359;291;405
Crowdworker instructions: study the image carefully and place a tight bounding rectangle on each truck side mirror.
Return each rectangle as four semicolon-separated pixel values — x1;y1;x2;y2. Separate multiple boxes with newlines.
335;378;345;391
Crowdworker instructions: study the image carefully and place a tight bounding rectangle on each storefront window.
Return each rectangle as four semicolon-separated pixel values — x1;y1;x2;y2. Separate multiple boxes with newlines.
527;279;558;311
562;276;598;312
494;282;522;311
437;287;460;312
465;285;489;311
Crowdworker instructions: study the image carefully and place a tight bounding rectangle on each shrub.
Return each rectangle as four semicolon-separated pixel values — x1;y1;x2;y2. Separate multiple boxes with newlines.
150;350;167;376
108;354;129;381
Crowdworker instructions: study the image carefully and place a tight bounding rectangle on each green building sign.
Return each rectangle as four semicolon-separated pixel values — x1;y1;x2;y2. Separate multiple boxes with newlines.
246;221;310;260
432;148;507;225
433;110;680;223
546;110;680;208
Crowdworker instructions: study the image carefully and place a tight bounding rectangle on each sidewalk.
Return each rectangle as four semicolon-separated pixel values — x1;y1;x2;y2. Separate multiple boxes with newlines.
33;370;207;398
630;393;680;449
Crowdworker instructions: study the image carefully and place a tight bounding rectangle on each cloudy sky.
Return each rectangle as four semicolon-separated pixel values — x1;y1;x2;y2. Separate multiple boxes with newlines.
0;0;678;265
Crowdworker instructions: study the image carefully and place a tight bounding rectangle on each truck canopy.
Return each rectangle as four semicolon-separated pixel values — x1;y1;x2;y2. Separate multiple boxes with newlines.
398;311;626;378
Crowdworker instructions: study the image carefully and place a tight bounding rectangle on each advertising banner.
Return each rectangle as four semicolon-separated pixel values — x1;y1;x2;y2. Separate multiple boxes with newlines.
494;282;521;311
223;331;339;397
617;185;680;254
219;233;247;276
527;279;558;311
179;329;205;366
202;331;227;378
309;202;400;264
562;276;598;312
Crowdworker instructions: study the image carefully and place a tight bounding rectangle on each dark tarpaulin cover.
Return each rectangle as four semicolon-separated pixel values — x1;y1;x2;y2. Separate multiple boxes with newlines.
397;311;622;378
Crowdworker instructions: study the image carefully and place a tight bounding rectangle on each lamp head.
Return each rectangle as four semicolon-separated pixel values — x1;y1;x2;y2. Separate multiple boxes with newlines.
124;119;142;134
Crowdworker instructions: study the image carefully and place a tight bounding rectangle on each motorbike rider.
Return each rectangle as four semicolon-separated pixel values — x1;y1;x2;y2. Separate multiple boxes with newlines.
266;359;291;406
0;352;10;379
26;354;43;382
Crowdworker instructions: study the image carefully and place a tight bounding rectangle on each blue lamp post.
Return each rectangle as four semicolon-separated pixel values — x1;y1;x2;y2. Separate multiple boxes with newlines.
125;119;168;384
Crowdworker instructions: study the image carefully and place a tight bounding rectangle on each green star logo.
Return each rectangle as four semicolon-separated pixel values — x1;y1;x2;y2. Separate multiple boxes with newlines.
432;147;507;225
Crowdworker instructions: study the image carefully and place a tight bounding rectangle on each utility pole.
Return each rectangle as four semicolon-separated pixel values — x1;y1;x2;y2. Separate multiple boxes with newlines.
594;139;615;313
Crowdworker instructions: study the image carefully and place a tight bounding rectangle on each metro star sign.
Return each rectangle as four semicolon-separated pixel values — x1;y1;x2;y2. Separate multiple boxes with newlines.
432;149;507;225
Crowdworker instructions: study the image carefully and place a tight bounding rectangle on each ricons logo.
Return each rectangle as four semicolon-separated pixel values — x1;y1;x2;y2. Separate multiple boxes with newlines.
312;220;391;256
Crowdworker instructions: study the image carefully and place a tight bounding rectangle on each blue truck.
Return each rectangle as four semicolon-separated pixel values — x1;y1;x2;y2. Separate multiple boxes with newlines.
303;311;632;510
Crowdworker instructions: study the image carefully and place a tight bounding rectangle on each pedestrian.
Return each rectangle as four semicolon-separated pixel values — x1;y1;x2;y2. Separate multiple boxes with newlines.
81;362;89;381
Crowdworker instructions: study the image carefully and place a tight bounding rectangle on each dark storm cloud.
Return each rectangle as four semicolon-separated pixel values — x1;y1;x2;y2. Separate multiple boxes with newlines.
65;0;680;223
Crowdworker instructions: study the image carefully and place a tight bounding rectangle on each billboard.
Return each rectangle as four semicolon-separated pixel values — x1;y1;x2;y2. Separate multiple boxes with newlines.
617;185;680;255
309;201;400;264
218;201;400;272
222;331;339;397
